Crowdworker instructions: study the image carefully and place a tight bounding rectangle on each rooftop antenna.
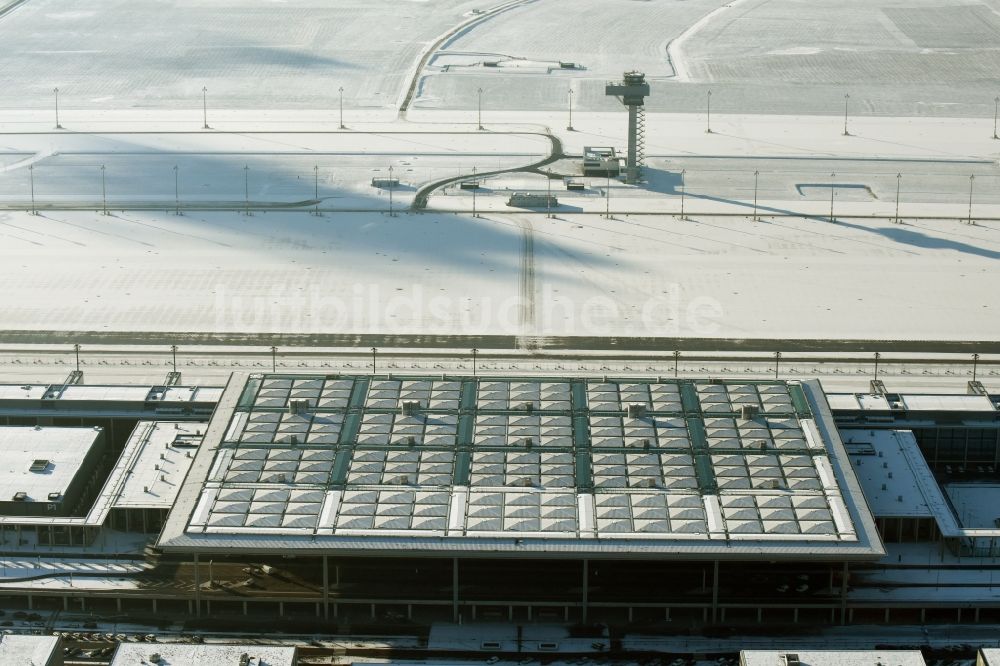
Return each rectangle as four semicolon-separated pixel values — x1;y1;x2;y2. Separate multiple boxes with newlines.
605;71;650;184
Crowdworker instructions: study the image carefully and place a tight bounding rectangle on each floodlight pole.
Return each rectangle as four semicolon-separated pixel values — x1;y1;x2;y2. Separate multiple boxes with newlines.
388;165;395;217
53;87;62;129
477;88;484;130
546;171;552;218
244;165;250;216
472;166;478;218
752;170;759;221
894;173;901;223
338;87;345;129
673;350;680;378
170;345;178;373
567;89;574;131
774;351;781;379
314;165;320;216
173;165;180;215
968;174;975;224
371;347;378;375
202;87;209;129
270;346;277;373
74;343;81;373
605;174;611;219
843;93;850;136
472;348;478;376
994;96;998;140
679;169;686;220
100;165;108;215
829;173;836;222
873;351;881;380
705;90;712;133
973;353;980;382
28;165;36;215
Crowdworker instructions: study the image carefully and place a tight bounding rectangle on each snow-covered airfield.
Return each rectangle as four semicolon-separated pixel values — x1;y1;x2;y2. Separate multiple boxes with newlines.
0;0;998;346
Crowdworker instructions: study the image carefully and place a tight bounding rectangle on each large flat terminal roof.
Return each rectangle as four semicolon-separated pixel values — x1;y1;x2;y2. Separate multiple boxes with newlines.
158;373;884;560
0;426;102;507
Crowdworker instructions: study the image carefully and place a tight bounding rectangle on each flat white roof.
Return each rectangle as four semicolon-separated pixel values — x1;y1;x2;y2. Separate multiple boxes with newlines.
110;643;297;666
825;394;862;411
826;391;999;415
980;649;1000;666
843;429;962;536
0;426;102;504
108;422;201;510
843;429;938;519
0;385;49;401
0;633;61;665
900;394;996;412
741;651;926;666
59;385;153;402
856;395;892;411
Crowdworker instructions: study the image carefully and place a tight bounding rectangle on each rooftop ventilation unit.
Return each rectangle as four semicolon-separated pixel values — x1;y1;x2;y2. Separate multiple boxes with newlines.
29;459;50;473
12;491;27;501
400;400;421;416
627;403;647;418
740;404;759;420
287;399;309;415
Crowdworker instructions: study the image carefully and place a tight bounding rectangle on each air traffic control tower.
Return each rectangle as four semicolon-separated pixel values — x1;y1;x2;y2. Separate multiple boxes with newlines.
605;71;650;184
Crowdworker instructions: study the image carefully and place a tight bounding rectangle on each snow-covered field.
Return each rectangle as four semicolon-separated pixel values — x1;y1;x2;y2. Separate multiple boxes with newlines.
1;206;996;341
2;0;999;116
0;127;549;207
0;1;997;346
0;0;483;111
417;0;1000;116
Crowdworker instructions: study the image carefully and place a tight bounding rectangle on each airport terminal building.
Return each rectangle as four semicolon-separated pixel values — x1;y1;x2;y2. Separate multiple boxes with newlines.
0;372;997;629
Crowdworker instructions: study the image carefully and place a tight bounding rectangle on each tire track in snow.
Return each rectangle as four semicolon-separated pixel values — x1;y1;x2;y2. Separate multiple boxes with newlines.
513;215;537;348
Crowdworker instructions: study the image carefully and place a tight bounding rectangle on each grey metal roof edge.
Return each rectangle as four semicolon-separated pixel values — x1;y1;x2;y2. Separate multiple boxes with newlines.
157;372;247;548
156;531;886;560
799;379;886;560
